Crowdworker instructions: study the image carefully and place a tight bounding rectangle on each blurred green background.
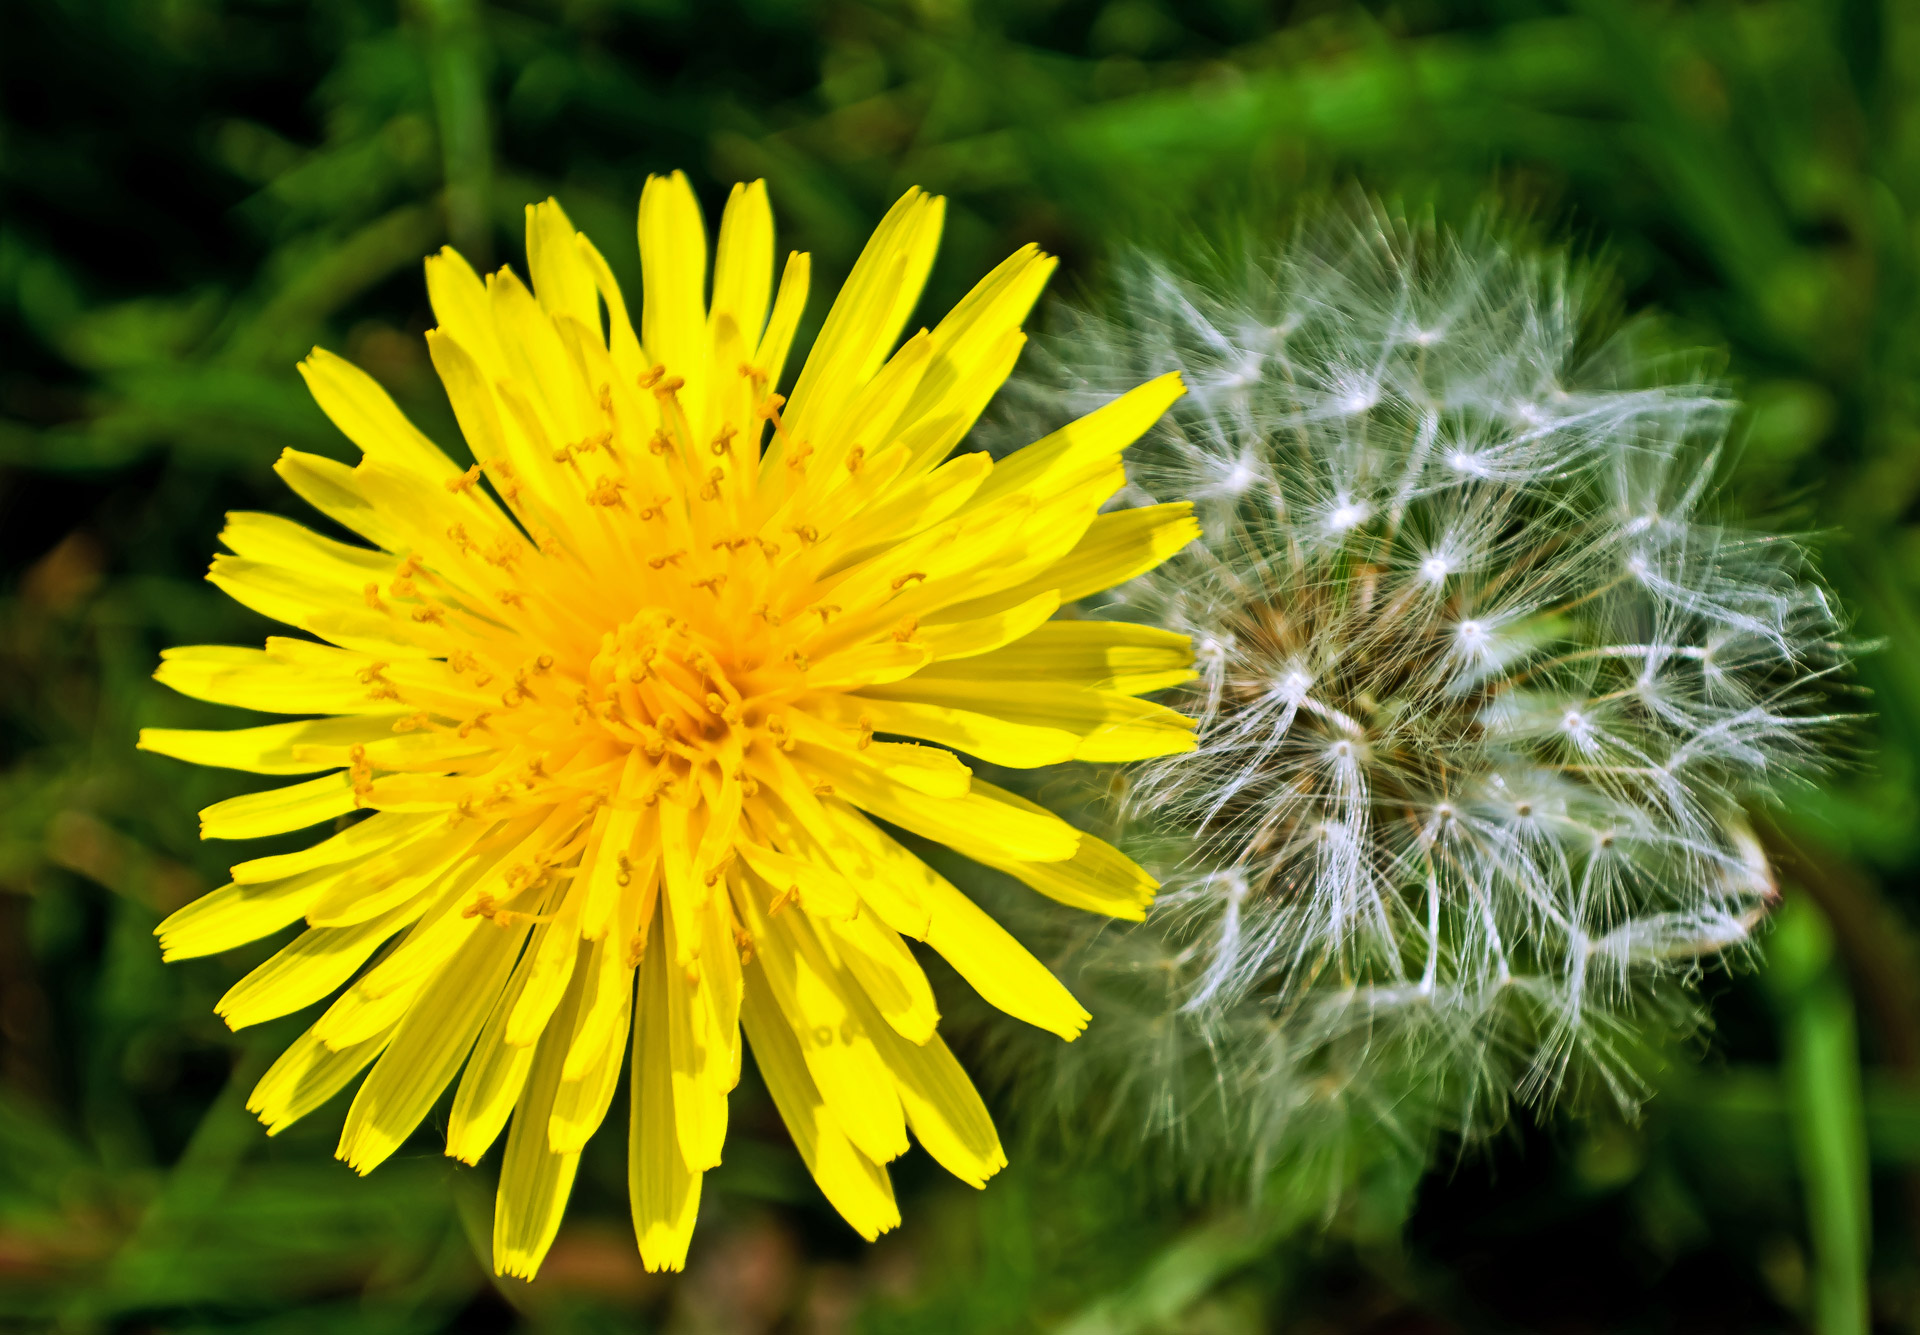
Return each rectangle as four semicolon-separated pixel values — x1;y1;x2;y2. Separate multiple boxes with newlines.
5;0;1920;1329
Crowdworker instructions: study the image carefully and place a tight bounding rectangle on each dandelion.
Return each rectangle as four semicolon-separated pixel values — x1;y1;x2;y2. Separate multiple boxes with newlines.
138;175;1200;1276
990;204;1848;1194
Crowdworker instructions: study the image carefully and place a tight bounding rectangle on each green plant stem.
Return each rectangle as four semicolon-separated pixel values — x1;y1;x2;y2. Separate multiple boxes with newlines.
1770;896;1873;1335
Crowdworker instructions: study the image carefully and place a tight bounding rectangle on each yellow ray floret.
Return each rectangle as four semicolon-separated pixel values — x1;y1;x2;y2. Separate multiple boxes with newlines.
141;173;1196;1279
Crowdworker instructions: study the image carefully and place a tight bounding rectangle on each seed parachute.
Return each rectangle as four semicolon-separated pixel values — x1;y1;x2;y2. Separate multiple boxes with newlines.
140;175;1199;1277
989;205;1849;1196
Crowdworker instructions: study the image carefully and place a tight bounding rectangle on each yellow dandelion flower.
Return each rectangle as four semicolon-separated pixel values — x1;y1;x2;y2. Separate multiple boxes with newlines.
140;174;1197;1278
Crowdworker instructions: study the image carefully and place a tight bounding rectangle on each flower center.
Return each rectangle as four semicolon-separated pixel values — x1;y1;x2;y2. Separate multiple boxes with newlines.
584;607;803;769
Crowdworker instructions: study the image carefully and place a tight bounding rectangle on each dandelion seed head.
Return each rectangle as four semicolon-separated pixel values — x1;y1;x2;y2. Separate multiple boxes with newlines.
982;200;1851;1196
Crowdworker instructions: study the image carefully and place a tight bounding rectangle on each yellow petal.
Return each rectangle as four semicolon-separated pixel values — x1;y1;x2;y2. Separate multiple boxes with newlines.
337;919;528;1174
752;250;810;393
156;874;325;961
817;907;939;1044
734;838;859;920
876;1027;1005;1189
916;618;1195;695
784;189;943;450
710;180;773;350
801;746;1078;862
830;957;1001;1185
426;328;512;476
140;715;400;775
526;198;601;334
216;903;417;1030
424;245;509;382
230;810;437;885
973;372;1184;507
494;958;590;1279
506;895;586;1047
248;1022;394;1135
298;347;461;479
155;645;392;717
660;897;728;1170
739;962;899;1240
273;448;410;552
894;245;1057;473
550;936;637;1153
573;230;645;378
857;678;1196;765
815;693;1078;769
943;502;1201;622
818;450;993;573
813;800;934;940
447;932;559;1165
736;886;907;1164
217;509;391;584
303;827;473;927
631;921;703;1273
199;772;358;841
961;779;1158;922
638;171;710;413
916;871;1089;1040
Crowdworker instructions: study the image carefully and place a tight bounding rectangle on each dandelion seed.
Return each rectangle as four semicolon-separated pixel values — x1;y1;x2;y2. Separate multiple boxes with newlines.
136;175;1198;1279
983;201;1849;1198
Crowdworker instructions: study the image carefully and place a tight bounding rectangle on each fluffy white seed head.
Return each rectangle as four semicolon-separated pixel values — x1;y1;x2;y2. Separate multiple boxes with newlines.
983;204;1850;1194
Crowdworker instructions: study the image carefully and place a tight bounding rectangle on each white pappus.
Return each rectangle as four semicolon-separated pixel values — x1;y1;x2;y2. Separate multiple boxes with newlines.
981;202;1851;1198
